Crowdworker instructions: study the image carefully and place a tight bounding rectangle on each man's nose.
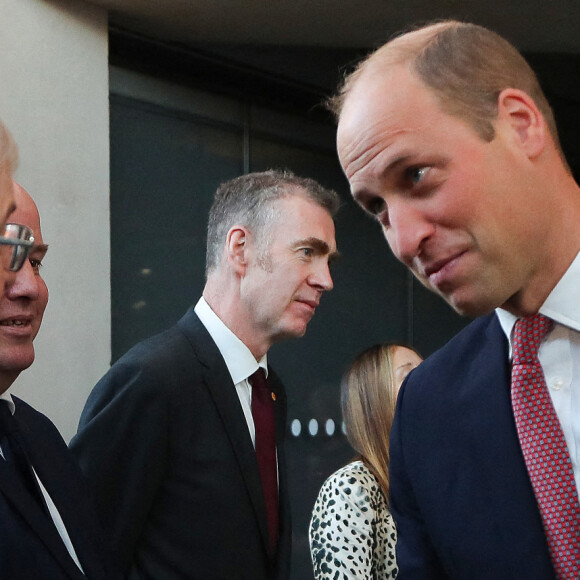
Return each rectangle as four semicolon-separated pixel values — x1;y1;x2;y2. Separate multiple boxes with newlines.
5;260;38;300
309;261;334;292
1;268;16;295
383;201;435;266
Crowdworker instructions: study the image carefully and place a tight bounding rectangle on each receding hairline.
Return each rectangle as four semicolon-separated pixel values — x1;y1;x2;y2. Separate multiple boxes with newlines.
333;21;459;119
366;21;457;70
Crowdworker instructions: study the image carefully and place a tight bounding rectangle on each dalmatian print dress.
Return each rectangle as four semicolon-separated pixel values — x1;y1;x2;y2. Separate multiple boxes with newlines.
309;460;398;579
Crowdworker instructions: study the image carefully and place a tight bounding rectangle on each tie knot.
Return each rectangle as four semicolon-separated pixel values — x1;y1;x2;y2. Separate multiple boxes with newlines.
512;313;553;365
249;368;268;391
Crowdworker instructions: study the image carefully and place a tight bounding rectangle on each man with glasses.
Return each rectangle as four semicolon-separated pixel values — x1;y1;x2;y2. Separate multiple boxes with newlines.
0;222;35;272
0;183;120;579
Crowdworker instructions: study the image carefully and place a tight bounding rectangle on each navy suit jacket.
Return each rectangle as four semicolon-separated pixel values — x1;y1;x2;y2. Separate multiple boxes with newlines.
70;307;292;580
390;313;556;579
0;397;119;579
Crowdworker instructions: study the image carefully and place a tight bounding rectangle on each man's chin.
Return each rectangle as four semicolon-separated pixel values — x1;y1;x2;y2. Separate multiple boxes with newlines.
449;302;497;319
275;322;309;342
443;291;498;318
0;351;35;375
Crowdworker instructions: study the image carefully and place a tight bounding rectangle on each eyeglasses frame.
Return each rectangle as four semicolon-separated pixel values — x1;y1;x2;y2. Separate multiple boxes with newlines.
0;223;35;272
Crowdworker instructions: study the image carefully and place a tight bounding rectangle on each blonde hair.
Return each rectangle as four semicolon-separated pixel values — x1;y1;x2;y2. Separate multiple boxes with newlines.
330;21;567;166
341;343;419;500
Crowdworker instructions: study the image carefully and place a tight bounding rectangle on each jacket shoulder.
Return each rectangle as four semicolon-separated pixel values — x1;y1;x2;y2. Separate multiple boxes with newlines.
11;397;67;448
79;308;216;420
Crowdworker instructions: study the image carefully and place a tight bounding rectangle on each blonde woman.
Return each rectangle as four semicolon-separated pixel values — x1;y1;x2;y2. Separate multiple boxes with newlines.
309;343;422;579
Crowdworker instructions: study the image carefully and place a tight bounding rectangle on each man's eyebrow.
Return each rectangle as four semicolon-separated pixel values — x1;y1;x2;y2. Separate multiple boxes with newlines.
352;153;413;202
32;243;49;255
293;237;341;261
376;154;414;186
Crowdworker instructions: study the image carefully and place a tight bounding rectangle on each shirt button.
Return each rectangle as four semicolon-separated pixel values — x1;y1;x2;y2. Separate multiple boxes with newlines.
552;379;563;391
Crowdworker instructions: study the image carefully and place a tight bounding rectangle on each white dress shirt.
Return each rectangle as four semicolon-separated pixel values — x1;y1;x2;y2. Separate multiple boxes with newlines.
496;250;580;496
0;392;84;573
194;296;267;447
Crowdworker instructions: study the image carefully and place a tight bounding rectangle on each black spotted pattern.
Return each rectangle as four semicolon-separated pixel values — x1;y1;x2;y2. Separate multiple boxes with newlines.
309;461;398;579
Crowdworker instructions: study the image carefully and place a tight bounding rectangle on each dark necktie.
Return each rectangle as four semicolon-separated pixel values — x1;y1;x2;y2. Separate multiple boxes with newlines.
249;368;279;554
511;314;580;578
0;401;50;515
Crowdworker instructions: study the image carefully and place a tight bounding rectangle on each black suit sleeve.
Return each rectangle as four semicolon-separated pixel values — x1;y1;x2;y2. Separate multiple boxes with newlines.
69;358;170;572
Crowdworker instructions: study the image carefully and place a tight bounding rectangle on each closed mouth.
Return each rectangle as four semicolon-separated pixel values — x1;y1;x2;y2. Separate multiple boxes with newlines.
423;251;466;279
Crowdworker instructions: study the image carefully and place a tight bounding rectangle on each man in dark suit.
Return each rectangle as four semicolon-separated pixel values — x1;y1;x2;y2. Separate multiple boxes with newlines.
70;170;339;579
0;182;119;579
333;20;580;579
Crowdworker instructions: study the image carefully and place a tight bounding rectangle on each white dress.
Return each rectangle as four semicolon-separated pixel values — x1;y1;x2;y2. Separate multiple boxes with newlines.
309;460;398;579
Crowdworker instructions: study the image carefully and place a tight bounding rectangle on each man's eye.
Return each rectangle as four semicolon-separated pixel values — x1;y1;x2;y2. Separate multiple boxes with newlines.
302;248;312;257
366;197;386;216
30;259;43;272
406;166;428;184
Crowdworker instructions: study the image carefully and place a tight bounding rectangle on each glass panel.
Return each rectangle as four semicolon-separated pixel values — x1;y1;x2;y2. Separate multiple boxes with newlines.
110;96;244;359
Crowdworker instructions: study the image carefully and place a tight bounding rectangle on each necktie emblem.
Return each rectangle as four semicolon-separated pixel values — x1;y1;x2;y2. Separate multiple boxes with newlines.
511;314;580;578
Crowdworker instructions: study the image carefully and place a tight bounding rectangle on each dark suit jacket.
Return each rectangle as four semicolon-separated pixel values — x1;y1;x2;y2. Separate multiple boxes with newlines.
69;307;292;580
0;397;119;579
390;313;556;579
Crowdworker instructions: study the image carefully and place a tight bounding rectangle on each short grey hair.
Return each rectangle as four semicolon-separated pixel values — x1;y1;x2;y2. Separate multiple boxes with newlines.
205;169;340;276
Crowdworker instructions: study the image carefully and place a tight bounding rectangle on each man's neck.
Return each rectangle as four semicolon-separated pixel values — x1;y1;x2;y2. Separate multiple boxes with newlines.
501;245;580;317
0;372;18;397
202;290;270;361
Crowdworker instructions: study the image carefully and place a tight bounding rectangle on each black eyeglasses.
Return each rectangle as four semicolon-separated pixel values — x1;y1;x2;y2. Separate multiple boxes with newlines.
0;223;34;272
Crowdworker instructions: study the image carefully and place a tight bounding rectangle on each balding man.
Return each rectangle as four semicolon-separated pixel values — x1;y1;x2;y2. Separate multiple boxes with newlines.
333;21;580;580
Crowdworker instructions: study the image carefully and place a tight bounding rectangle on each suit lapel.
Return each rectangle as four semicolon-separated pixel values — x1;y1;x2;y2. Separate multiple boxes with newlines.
269;371;287;447
467;315;551;575
23;425;107;580
0;426;84;579
268;369;291;565
178;309;273;555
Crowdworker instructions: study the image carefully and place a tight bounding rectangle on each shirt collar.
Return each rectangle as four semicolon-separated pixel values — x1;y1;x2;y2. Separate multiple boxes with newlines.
496;249;580;353
194;297;267;385
0;392;15;415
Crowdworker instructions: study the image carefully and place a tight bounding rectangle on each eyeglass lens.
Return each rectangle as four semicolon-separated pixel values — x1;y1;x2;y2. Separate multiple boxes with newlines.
0;224;34;272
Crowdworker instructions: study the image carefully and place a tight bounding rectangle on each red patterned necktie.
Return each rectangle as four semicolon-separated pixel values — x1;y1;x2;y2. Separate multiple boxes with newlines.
511;314;580;578
249;368;279;554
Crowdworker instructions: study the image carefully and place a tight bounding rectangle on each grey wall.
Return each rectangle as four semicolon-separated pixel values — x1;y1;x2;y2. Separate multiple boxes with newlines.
0;0;110;442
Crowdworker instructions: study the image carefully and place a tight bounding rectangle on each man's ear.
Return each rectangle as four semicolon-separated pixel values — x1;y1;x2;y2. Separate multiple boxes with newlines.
497;88;546;159
226;226;249;275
